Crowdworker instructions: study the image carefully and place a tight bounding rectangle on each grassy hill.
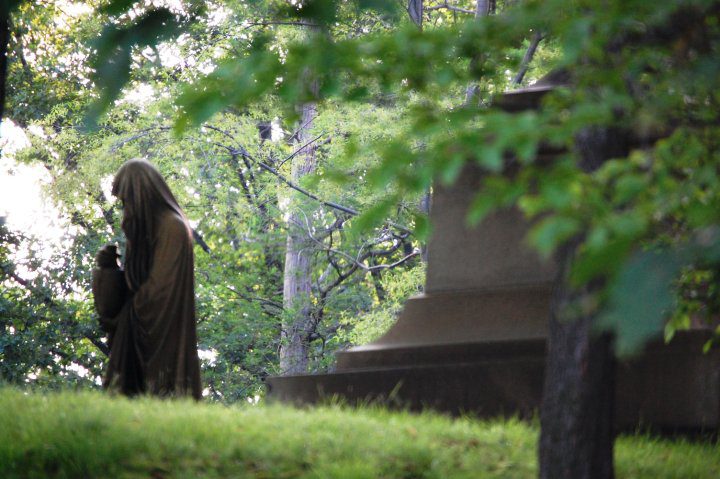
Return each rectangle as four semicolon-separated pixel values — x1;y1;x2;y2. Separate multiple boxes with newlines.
0;388;717;478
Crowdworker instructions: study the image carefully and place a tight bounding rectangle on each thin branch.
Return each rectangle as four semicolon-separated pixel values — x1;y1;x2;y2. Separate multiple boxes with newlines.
202;124;239;145
277;132;327;169
243;21;320;28
297;213;418;275
426;2;475;15
192;229;211;253
221;284;283;312
2;268;110;356
256;160;358;216
110;126;171;152
512;31;544;87
287;115;316;143
254;157;412;234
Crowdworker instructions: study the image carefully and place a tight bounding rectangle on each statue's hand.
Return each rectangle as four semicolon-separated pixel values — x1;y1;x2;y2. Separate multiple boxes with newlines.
96;244;120;268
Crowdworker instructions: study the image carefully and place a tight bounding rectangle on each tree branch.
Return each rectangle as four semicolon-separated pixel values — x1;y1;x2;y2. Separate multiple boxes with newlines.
426;2;475;15
2;267;110;356
512;31;544;87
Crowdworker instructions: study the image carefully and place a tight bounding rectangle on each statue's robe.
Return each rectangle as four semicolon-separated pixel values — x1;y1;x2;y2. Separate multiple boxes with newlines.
101;211;202;399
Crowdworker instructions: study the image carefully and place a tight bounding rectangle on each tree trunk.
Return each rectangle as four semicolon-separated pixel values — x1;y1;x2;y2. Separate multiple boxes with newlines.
409;1;431;263
475;0;490;16
464;0;490;105
538;126;630;479
408;0;423;29
419;190;431;262
539;245;615;479
279;101;318;375
0;3;11;122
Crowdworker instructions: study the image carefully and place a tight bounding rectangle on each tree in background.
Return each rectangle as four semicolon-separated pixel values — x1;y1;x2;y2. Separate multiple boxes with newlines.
1;0;425;399
92;1;717;477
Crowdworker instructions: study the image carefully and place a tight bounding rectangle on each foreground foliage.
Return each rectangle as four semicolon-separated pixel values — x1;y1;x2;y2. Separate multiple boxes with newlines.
0;389;718;479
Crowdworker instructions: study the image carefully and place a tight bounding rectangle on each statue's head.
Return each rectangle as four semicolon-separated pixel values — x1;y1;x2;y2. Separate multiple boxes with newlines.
112;159;178;213
112;158;185;288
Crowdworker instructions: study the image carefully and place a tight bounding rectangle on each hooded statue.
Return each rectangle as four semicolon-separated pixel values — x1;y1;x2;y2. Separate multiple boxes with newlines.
97;158;202;399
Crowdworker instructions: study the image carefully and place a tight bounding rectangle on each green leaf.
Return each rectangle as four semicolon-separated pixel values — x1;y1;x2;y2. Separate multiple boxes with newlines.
285;0;338;27
477;145;503;173
348;196;398;238
528;216;581;259
413;213;430;242
571;237;633;285
86;9;185;129
357;0;401;18
613;174;647;205
596;249;683;357
439;154;465;186
99;0;137;15
467;193;497;226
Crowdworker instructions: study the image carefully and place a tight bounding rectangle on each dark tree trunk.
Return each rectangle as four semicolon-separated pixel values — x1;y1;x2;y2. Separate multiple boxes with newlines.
0;3;11;122
539;245;615;479
538;126;630;479
408;0;422;29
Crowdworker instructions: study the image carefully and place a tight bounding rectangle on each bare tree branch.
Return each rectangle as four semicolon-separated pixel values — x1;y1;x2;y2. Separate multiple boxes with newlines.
1;267;110;356
277;132;329;169
512;31;544;86
253;156;413;234
192;229;211;253
243;20;320;28
110;126;171;152
426;2;474;15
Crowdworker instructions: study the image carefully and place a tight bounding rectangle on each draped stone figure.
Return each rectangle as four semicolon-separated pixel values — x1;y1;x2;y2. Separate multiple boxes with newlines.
95;159;202;400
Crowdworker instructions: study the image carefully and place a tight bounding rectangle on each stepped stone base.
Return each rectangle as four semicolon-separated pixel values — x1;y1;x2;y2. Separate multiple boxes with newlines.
266;330;720;430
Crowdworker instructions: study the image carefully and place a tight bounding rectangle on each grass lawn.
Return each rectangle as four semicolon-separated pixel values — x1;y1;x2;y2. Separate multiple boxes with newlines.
0;388;717;478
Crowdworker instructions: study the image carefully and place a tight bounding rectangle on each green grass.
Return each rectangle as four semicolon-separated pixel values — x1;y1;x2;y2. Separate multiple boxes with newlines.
0;389;718;478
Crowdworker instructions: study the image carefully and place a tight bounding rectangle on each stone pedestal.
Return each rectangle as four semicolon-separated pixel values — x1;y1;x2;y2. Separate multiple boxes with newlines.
266;82;720;430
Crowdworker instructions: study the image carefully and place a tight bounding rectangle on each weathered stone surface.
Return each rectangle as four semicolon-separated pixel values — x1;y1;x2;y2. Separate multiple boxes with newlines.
425;168;556;294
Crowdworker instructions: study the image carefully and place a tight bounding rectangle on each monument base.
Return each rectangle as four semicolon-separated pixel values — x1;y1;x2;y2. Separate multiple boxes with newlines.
266;327;720;430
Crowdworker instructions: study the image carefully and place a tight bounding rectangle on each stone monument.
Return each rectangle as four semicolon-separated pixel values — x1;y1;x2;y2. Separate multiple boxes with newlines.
266;80;720;430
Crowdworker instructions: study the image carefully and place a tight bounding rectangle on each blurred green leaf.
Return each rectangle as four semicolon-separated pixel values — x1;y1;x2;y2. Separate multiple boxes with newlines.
571;237;633;285
99;0;136;15
528;215;581;259
279;0;337;27
357;0;401;18
596;249;682;357
348;196;398;238
413;212;430;242
86;8;185;129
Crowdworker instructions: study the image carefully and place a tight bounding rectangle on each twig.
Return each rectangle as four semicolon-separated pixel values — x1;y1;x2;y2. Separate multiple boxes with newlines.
3;268;110;356
110;126;171;152
512;31;544;86
243;21;319;29
426;2;475;15
277;133;327;169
